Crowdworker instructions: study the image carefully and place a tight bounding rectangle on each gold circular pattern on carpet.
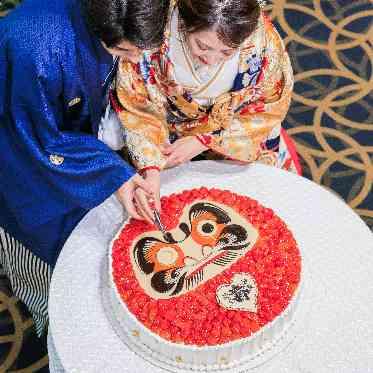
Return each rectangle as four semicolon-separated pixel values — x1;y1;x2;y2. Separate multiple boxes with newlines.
267;0;372;228
0;281;48;372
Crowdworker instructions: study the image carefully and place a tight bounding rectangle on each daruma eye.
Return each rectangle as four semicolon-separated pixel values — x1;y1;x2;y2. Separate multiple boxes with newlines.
156;247;179;266
197;220;217;236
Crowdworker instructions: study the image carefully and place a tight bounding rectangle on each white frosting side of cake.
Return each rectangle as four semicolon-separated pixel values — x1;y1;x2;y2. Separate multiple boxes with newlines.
103;214;303;372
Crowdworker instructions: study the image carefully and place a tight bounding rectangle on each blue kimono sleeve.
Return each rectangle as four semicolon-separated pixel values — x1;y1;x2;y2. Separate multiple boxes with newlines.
5;45;135;211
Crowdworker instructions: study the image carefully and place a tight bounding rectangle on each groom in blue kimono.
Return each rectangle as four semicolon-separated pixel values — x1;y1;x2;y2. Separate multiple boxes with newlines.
0;0;169;335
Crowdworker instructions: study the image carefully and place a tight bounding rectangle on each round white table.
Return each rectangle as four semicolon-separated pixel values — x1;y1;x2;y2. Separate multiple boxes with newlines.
48;161;373;373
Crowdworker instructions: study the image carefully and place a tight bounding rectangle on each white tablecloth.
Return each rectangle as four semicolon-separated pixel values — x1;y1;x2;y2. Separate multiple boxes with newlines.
48;161;373;373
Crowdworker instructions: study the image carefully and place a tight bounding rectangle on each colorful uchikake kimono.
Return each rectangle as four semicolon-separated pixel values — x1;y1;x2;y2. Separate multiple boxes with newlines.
111;6;301;175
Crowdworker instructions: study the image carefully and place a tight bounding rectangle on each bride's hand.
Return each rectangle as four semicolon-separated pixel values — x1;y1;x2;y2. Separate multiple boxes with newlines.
162;137;207;169
133;169;161;224
115;173;154;221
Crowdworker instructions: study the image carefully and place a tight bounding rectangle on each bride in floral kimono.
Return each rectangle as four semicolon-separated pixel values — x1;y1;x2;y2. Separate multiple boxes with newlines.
110;0;301;220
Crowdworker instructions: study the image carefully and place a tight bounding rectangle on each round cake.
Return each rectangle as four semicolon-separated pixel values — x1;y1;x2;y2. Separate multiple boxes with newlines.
104;187;302;371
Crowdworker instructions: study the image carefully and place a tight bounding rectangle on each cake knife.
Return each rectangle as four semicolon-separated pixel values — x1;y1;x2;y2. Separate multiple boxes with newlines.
148;197;173;242
153;208;173;242
153;209;165;233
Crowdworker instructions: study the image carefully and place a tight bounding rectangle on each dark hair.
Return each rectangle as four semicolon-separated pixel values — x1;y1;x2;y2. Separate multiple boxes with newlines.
83;0;170;49
178;0;261;47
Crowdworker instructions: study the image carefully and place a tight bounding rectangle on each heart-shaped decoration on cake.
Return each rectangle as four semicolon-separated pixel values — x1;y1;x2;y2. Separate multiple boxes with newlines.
216;273;258;312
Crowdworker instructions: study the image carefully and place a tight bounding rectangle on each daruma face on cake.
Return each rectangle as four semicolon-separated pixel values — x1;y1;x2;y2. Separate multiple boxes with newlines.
132;201;259;299
109;187;301;359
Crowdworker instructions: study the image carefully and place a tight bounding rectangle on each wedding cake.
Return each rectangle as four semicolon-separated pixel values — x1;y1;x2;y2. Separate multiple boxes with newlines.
104;187;302;371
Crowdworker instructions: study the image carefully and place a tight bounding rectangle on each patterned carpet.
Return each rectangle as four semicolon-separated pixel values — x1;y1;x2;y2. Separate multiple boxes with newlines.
0;0;372;371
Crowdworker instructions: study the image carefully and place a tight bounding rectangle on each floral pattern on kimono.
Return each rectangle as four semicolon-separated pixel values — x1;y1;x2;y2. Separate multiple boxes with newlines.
111;4;300;174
